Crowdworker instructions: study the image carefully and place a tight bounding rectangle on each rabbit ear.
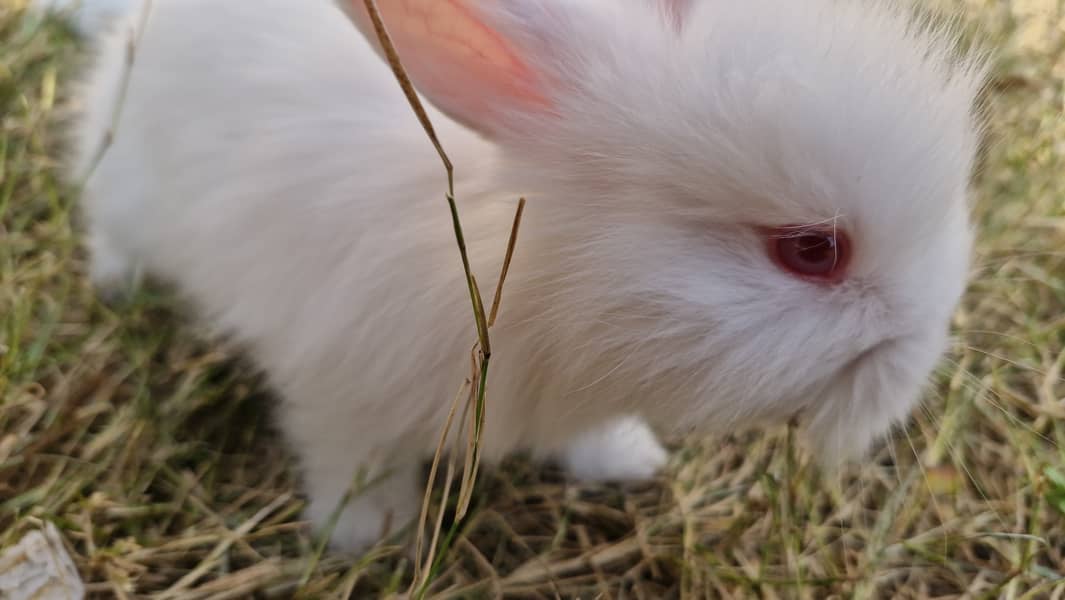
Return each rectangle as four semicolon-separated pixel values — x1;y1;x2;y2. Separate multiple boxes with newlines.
342;0;554;138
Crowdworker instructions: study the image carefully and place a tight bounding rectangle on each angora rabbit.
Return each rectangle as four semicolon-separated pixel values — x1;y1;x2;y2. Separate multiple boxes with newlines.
57;0;986;551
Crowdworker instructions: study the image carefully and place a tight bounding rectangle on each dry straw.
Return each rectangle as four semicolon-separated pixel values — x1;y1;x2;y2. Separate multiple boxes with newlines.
358;1;527;595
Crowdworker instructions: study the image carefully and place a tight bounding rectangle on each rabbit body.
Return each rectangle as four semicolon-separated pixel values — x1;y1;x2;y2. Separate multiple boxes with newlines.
64;0;985;551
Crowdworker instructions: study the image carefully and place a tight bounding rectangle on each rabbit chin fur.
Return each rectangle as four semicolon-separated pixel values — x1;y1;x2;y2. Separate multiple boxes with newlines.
64;0;985;552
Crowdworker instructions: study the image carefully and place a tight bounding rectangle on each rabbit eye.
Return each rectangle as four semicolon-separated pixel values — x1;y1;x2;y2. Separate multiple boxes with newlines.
767;226;851;283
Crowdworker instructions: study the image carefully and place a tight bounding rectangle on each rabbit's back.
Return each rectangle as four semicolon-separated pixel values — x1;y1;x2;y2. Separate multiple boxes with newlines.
73;0;517;450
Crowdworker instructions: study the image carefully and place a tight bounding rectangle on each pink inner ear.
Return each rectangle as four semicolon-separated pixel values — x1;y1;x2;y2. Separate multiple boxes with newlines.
348;0;551;135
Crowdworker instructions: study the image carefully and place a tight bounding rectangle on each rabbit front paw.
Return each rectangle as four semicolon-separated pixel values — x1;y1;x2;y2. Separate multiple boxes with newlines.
561;416;669;483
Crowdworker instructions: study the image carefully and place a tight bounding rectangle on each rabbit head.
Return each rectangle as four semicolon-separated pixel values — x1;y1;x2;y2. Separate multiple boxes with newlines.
340;0;987;462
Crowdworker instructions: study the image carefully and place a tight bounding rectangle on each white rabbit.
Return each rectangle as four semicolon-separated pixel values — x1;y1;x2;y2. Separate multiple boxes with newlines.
60;0;986;552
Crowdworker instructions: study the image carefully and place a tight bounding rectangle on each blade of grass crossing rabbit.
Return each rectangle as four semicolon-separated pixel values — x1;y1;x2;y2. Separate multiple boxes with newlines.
409;378;468;590
412;208;524;592
360;1;498;590
489;198;526;328
80;0;153;186
459;198;527;519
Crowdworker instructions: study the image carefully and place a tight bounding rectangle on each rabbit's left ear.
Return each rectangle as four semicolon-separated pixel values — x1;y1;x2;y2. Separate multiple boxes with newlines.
339;0;680;139
339;0;569;139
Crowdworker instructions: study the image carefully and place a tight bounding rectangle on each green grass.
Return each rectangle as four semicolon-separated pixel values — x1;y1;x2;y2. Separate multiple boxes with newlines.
2;0;1064;597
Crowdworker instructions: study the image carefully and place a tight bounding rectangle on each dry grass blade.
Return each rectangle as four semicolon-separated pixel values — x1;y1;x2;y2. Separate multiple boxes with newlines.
409;379;468;590
358;1;530;594
357;6;495;522
456;343;486;521
159;492;292;598
503;537;644;587
357;0;488;349
489;197;526;328
79;0;152;185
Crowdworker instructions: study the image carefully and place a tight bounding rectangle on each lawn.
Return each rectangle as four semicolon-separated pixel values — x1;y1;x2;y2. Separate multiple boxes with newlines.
1;0;1063;598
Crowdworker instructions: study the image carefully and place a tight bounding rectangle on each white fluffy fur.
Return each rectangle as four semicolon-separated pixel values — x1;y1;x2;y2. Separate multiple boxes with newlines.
60;0;986;552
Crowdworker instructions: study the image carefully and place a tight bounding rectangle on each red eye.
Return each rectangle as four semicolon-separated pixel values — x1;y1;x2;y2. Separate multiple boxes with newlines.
767;226;851;283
